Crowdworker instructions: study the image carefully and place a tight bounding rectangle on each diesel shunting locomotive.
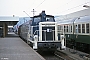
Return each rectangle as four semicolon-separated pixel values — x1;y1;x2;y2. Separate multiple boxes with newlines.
17;11;66;51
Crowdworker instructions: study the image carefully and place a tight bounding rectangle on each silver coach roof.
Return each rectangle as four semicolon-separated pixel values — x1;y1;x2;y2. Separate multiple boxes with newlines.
57;18;75;24
57;15;90;25
74;15;90;23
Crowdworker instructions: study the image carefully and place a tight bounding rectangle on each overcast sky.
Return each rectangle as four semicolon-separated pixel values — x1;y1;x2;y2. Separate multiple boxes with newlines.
0;0;90;17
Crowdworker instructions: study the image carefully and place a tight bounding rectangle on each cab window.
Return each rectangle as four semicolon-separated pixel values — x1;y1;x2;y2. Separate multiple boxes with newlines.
86;23;89;33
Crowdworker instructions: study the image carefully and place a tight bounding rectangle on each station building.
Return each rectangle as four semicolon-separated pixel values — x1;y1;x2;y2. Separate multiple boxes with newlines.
0;16;19;37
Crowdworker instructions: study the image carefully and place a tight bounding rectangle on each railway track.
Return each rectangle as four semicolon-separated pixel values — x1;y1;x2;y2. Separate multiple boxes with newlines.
37;50;73;60
54;53;66;60
54;50;73;60
38;51;60;60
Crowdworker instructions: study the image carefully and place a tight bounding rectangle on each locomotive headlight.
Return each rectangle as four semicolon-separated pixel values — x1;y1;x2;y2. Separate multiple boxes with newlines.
34;35;38;41
61;35;64;40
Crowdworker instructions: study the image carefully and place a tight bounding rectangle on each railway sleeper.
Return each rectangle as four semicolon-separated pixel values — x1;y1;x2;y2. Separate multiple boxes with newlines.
54;50;73;60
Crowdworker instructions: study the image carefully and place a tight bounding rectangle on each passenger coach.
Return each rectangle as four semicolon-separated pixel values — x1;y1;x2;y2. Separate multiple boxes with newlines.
57;15;90;53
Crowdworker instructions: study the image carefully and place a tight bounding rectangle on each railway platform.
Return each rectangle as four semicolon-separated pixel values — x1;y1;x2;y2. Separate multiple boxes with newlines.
58;47;90;60
0;32;45;60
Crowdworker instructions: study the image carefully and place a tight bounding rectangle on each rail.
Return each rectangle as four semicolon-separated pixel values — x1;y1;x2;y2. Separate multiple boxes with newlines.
54;50;73;60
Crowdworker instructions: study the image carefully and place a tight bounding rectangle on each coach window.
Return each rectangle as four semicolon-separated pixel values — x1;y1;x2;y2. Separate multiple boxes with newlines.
58;25;60;30
64;25;68;33
29;27;31;34
60;26;62;30
59;26;61;30
71;25;72;32
78;24;81;33
66;25;68;32
60;26;63;30
75;25;78;33
86;23;89;33
64;26;65;32
82;24;85;33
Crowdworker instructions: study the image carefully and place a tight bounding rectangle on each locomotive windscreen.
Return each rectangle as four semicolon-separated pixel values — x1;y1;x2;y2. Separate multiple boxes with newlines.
42;27;55;41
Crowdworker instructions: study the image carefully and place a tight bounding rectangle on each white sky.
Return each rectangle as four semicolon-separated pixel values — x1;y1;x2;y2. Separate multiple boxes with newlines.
0;0;90;17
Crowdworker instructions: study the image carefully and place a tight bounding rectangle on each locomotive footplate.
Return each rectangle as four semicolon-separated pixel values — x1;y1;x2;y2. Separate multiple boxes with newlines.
37;42;61;51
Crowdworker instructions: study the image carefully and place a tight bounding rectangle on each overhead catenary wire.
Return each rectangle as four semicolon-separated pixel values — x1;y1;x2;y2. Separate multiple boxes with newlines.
23;0;36;17
25;0;46;17
56;0;73;9
30;0;46;16
24;0;90;17
34;0;46;9
27;0;36;11
58;1;90;14
34;0;72;11
33;0;72;15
